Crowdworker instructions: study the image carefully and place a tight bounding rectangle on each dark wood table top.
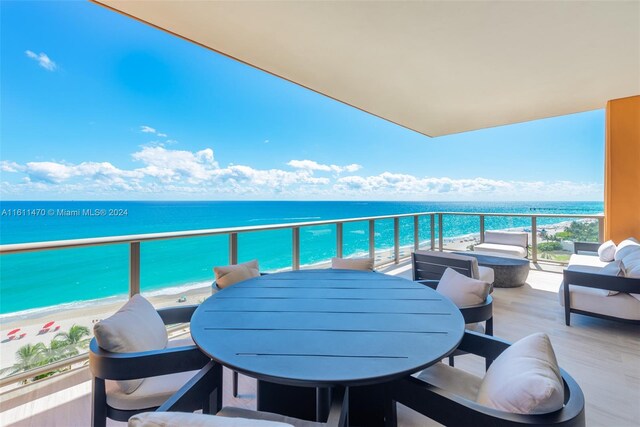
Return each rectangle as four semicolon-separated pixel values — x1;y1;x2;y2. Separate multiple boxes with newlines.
454;251;530;266
191;269;465;387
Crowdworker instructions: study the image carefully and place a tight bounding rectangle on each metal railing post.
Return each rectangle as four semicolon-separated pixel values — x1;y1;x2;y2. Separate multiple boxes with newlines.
228;233;238;265
394;217;400;264
413;215;420;252
479;215;485;243
129;241;140;298
336;223;343;258
598;217;605;243
430;214;435;250
369;220;375;260
292;227;300;270
438;213;444;251
531;216;538;262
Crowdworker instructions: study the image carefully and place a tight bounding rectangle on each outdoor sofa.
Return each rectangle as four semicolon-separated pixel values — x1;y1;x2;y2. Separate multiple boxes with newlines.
559;238;640;325
474;231;529;258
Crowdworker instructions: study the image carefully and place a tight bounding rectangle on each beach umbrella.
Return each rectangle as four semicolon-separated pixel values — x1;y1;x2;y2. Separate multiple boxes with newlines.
43;321;55;329
7;328;20;336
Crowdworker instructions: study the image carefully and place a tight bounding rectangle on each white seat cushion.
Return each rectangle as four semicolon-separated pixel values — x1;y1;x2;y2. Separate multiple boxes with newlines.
568;254;609;269
214;260;260;289
474;243;528;258
597;240;617;262
129;412;294;427
559;283;640;320
436;268;490;308
94;295;168;394
477;266;495;284
218;407;321;427
417;362;482;402
331;257;374;271
465;322;486;334
107;370;198;411
106;337;197;410
476;333;564;415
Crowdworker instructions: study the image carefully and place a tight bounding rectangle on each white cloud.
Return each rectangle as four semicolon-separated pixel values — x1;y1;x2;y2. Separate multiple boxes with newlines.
333;172;601;200
0;161;24;173
140;125;157;134
157;133;167;138
132;146;218;183
287;159;362;174
0;149;602;201
25;50;57;71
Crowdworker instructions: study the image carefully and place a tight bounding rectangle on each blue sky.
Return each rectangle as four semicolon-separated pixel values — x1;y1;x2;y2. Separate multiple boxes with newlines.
1;1;604;201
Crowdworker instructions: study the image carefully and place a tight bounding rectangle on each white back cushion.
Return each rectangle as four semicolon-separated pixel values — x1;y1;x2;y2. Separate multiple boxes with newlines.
476;333;564;414
436;267;490;308
484;231;528;248
600;260;626;295
597;240;617;262
625;256;640;279
614;239;640;261
214;260;260;289
331;257;374;271
129;412;293;427
94;295;168;394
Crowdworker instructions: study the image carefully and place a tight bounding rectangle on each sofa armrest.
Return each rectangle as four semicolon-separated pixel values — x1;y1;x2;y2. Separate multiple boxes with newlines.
573;241;600;254
563;270;640;293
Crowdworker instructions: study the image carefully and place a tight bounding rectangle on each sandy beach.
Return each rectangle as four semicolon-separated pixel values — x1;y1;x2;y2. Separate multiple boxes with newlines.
0;218;591;375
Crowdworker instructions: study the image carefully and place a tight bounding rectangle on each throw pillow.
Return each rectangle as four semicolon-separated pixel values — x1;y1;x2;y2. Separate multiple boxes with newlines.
331;257;375;271
93;294;168;394
436;267;490;308
614;238;640;261
600;260;626;296
476;333;564;414
214;260;260;289
597;240;616;262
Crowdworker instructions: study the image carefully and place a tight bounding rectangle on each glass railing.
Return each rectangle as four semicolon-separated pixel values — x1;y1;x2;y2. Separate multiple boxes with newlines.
0;210;603;385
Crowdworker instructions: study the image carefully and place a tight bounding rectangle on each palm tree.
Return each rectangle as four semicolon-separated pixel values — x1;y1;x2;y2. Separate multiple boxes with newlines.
1;343;47;376
53;325;91;354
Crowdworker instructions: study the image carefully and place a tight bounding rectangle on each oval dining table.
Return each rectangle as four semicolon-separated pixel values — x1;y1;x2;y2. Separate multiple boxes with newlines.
191;268;465;426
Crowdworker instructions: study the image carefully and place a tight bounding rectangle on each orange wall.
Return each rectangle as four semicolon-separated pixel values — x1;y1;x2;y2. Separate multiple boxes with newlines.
604;95;640;242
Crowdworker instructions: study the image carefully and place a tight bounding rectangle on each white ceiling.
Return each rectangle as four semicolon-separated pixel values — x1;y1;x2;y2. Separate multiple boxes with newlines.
94;0;640;137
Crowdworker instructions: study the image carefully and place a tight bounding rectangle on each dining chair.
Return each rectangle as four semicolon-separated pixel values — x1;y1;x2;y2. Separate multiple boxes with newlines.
386;331;585;427
128;361;350;427
89;295;212;427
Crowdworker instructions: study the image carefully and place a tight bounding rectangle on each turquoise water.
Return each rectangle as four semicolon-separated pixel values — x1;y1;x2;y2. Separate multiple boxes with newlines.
0;201;602;314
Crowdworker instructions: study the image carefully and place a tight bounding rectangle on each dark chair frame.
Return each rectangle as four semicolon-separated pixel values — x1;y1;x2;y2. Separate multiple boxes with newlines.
564;241;640;324
385;331;585;427
572;241;600;255
562;269;640;325
412;251;478;282
157;360;350;427
89;304;211;427
418;278;493;368
212;271;269;398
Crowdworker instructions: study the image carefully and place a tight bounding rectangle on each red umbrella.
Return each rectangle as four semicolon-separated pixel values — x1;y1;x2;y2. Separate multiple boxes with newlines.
42;321;55;329
7;328;20;336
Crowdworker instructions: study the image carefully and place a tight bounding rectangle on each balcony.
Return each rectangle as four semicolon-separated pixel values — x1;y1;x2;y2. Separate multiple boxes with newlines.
0;211;638;426
1;261;638;426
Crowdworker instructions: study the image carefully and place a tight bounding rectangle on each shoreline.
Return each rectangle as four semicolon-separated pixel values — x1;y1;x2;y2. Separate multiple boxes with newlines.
0;218;595;372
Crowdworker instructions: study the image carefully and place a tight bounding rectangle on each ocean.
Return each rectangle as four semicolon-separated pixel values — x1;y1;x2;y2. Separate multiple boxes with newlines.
0;201;602;315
